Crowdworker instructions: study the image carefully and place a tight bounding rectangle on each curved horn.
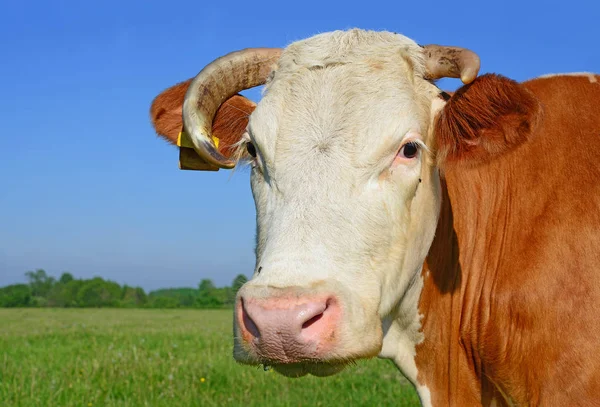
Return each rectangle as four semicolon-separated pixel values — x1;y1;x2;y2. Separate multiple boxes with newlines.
422;45;481;85
183;48;282;169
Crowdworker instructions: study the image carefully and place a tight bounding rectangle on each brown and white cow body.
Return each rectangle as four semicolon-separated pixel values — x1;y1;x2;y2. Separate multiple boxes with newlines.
413;73;600;406
150;30;600;406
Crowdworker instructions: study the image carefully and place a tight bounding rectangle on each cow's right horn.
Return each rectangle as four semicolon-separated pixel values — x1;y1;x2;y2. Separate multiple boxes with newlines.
422;45;481;85
182;48;282;169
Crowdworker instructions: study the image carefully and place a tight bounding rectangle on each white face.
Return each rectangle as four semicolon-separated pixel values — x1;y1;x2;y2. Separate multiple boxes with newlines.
233;30;444;377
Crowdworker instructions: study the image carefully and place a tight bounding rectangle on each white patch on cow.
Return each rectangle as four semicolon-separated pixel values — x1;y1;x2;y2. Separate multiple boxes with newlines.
234;28;445;381
417;385;433;407
536;72;598;83
379;267;432;407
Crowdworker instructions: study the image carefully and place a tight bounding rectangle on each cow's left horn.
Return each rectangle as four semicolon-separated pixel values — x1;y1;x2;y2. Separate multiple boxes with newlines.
182;48;282;169
422;45;481;85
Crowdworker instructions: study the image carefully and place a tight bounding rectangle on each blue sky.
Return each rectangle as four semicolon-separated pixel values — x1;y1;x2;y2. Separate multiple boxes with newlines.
1;0;597;291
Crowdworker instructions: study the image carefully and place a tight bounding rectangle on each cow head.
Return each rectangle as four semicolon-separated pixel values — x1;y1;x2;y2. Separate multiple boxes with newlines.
150;29;536;378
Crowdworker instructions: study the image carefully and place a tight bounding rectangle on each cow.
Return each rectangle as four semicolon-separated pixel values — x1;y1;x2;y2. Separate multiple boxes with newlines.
149;29;600;406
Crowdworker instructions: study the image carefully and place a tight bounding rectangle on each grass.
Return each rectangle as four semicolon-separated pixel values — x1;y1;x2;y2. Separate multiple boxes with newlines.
0;309;420;406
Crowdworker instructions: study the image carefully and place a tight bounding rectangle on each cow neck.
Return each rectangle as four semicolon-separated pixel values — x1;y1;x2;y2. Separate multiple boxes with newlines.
415;166;515;407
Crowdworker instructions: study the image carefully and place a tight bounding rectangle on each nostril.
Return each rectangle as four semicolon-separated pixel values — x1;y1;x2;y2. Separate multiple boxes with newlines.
241;299;260;338
301;298;331;330
302;312;324;330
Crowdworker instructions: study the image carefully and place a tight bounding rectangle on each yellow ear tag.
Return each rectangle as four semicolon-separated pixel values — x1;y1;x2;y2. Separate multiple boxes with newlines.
176;131;220;149
175;130;220;171
176;131;194;148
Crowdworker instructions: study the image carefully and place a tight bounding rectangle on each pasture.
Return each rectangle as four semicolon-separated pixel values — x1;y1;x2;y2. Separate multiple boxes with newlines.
0;309;419;406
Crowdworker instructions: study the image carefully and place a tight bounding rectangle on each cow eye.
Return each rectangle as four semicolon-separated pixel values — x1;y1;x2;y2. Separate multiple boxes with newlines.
246;142;257;158
399;141;419;159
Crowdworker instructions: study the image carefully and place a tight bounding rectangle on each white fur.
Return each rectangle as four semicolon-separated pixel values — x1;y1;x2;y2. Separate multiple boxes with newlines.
234;29;445;392
380;267;432;407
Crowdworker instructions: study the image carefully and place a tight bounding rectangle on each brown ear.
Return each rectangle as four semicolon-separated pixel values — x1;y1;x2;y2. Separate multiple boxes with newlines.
435;74;542;167
150;79;256;158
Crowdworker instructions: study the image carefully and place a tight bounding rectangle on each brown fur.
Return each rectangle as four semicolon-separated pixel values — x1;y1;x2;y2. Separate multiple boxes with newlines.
417;74;600;406
435;74;542;169
149;79;256;158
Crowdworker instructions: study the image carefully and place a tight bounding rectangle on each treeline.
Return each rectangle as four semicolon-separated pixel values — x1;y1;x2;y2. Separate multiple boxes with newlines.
0;269;248;309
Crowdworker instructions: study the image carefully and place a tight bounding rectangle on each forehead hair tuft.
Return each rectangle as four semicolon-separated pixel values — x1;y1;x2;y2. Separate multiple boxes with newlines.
265;29;426;88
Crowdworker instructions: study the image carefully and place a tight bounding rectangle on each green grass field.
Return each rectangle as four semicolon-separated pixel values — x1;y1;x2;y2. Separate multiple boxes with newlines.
0;309;420;406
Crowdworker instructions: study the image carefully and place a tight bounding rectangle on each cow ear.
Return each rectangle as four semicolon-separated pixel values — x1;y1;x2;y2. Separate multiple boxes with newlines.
435;73;542;167
150;79;256;158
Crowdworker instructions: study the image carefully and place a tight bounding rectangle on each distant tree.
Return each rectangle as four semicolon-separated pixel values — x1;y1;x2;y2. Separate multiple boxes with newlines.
148;296;179;308
0;269;240;309
120;285;147;307
149;288;198;298
198;279;216;293
0;284;31;307
217;286;233;305
135;287;147;305
62;279;84;307
178;291;196;307
225;274;248;304
76;277;121;307
44;272;79;307
121;284;131;298
197;279;223;308
148;288;197;308
59;272;74;285
48;278;82;307
46;284;67;307
25;269;56;298
231;274;248;295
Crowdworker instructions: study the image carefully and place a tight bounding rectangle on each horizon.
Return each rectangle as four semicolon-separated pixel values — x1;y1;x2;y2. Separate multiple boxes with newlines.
1;0;598;292
5;267;240;292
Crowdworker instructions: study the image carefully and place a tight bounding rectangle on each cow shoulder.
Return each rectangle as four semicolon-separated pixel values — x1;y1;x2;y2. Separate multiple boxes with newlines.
435;74;542;167
150;79;255;157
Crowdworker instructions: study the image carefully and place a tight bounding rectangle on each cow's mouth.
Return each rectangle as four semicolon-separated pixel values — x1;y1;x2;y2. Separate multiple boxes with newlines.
233;285;385;376
270;361;348;377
